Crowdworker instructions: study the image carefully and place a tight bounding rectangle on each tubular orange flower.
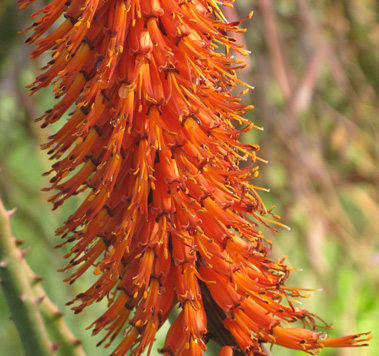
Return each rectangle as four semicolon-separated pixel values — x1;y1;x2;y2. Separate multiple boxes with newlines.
20;0;371;355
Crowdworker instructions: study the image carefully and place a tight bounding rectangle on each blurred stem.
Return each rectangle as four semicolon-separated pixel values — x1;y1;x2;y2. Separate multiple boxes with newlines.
256;0;292;99
25;264;87;356
0;198;52;356
341;0;379;97
0;197;87;356
261;344;274;356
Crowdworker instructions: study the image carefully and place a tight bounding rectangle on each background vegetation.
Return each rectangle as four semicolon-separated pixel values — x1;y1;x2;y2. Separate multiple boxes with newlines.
0;0;378;355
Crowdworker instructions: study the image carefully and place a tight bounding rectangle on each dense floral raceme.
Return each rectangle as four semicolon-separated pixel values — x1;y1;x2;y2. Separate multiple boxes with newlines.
20;0;371;355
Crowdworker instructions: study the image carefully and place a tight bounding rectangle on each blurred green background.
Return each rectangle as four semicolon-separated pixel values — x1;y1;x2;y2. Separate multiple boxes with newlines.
0;0;378;355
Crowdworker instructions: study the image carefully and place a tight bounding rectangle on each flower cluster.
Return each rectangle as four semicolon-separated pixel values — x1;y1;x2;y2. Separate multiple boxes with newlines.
21;0;371;355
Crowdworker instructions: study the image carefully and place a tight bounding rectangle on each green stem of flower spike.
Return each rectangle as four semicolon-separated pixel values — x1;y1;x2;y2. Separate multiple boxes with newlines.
0;198;52;356
0;198;86;356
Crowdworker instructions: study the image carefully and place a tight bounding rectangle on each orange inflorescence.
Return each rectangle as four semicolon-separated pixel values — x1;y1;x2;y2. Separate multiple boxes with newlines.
21;0;371;355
